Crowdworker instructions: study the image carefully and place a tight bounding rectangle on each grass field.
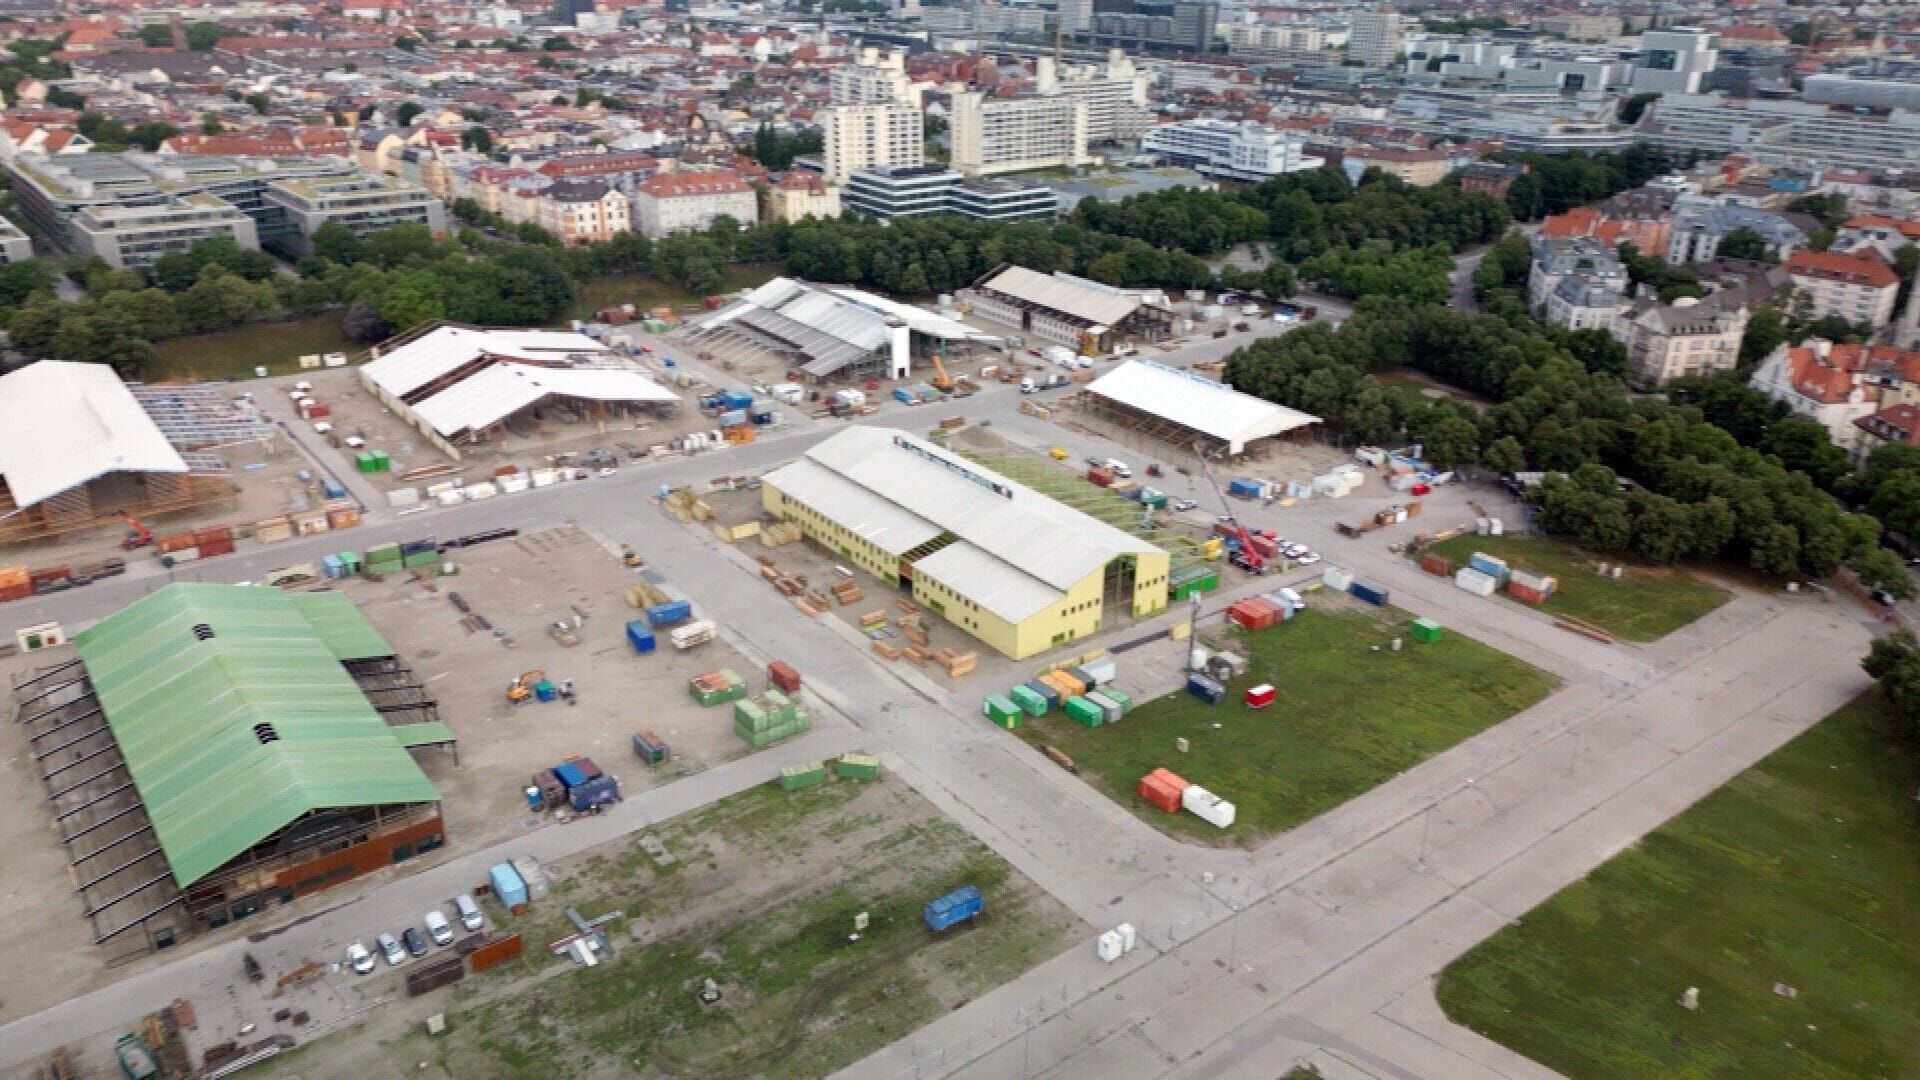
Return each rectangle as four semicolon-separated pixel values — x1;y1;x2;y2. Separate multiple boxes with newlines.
1437;691;1920;1079
570;263;781;320
424;778;1078;1079
1015;602;1559;846
1425;532;1728;643
146;312;357;382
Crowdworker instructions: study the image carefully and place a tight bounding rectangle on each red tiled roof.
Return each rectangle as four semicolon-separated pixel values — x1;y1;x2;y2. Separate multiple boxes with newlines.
637;170;750;198
1785;248;1899;289
1841;215;1920;242
1856;402;1920;446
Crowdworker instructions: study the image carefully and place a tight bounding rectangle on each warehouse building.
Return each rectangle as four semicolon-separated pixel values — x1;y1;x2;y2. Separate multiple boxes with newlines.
691;276;998;382
959;264;1176;352
1082;359;1321;457
12;584;450;954
0;362;240;546
360;325;678;458
763;427;1170;659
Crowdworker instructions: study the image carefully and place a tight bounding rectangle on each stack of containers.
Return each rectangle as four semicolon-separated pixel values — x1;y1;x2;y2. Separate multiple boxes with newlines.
1182;784;1237;829
734;688;811;748
364;542;404;575
1226;598;1280;631
689;670;748;706
1008;684;1049;716
337;551;361;576
1508;569;1558;604
1063;696;1104;728
1187;673;1225;704
983;694;1022;729
1138;768;1191;813
1467;552;1511;585
400;537;439;570
1084;689;1123;724
1454;567;1497;597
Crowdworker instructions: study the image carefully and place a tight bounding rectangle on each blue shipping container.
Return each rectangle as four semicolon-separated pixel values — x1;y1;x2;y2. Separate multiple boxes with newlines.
1024;679;1061;708
568;774;620;812
1187;673;1224;704
489;862;528;909
322;478;347;499
1227;478;1260;498
1348;582;1390;606
322;554;345;579
892;387;916;403
646;599;692;627
625;620;657;654
923;885;984;932
720;390;754;410
552;761;589;790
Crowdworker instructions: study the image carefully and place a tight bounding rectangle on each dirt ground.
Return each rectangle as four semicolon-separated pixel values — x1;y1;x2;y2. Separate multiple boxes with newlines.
251;777;1082;1080
330;523;757;851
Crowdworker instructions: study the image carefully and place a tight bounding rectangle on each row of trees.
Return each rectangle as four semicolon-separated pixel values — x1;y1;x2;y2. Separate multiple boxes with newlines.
1222;301;1915;597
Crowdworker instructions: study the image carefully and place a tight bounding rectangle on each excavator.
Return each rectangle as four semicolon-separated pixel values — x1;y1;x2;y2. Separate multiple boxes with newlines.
506;668;548;704
929;354;953;393
120;513;152;551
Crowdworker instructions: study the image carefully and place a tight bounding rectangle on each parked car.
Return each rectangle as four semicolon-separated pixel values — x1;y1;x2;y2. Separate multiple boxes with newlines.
377;932;406;967
1171;499;1197;512
454;893;484;932
1085;456;1104;467
1104;459;1133;479
403;927;428;958
597;467;618;478
423;909;454;947
345;942;375;975
1872;588;1898;608
1295;552;1321;566
1283;544;1310;559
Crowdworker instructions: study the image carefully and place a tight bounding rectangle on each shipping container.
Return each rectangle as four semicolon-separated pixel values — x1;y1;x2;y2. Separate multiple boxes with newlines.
1467;553;1510;582
1077;656;1116;685
1409;618;1443;643
632;730;669;764
467;934;523;973
488;863;528;910
568;774;620;812
531;771;565;808
405;956;465;997
1244;683;1276;709
670;620;717;649
1100;687;1132;714
923;885;984;932
1138;774;1182;812
1187;673;1224;704
646;599;693;627
1024;679;1061;709
1348;581;1389;606
834;753;882;781
983;694;1022;729
1048;669;1087;698
1008;684;1049;717
1420;552;1454;577
1063;696;1104;728
1454;567;1497;597
779;762;828;791
625;621;657;654
552;761;588;789
768;660;801;693
1084;690;1123;725
1181;784;1237;829
510;857;550;900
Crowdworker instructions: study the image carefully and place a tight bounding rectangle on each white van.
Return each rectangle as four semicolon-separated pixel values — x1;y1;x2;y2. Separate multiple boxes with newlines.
424;909;454;947
1019;377;1037;394
1104;459;1133;479
453;893;484;932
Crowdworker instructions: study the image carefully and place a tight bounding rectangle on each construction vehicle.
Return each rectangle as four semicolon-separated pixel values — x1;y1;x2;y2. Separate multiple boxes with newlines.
506;669;548;704
120;514;152;551
929;354;953;392
1192;442;1265;575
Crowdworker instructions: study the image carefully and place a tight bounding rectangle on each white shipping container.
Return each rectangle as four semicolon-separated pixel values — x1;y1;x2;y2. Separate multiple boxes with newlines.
670;619;717;649
1322;567;1353;591
1454;567;1497;596
387;487;421;508
435;489;465;507
1078;656;1117;685
772;382;804;404
1475;517;1490;535
465;482;499;501
1489;517;1504;536
1116;922;1137;952
497;473;531;494
1096;930;1125;963
1181;784;1236;828
531;468;562;488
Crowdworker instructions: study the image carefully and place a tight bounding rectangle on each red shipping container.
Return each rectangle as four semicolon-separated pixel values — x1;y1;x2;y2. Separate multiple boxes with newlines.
1138;775;1181;813
1245;683;1276;709
307;403;331;419
768;660;801;693
197;539;234;558
0;583;29;603
193;525;233;544
1227;598;1278;631
1509;582;1546;605
30;565;69;584
570;755;602;781
1420;553;1453;577
1146;767;1191;795
1087;466;1114;487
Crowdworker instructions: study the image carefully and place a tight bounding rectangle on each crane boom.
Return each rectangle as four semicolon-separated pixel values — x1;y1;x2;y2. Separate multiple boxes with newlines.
1192;442;1264;573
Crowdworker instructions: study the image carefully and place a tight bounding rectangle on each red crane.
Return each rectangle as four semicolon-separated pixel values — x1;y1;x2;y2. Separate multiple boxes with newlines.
120;513;152;551
1191;442;1265;575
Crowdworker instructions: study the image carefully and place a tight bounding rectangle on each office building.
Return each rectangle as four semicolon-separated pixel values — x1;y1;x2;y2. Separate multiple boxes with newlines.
0;217;30;262
1078;0;1219;55
70;195;259;270
1639;94;1920;172
762;172;842;224
1140;119;1324;181
1223;23;1338;65
950;92;1092;176
262;174;449;258
1347;10;1404;68
821;103;925;185
1630;28;1718;95
1058;0;1092;33
842;165;1057;223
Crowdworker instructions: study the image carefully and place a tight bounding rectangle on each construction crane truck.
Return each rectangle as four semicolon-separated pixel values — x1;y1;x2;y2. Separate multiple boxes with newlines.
1192;443;1265;575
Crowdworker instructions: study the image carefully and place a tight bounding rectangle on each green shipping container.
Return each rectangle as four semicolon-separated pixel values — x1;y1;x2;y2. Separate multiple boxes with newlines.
402;550;439;569
1063;696;1103;728
355;451;375;472
737;710;812;748
834;753;881;781
371;451;390;471
983;694;1020;728
1410;618;1443;644
1101;687;1132;714
779;763;827;790
1008;684;1048;717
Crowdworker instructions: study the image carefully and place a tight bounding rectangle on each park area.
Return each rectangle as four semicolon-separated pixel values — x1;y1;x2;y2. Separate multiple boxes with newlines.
1437;691;1920;1080
1015;600;1559;846
1424;533;1728;643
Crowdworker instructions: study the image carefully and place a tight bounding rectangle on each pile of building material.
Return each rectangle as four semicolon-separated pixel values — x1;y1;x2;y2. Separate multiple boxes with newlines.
688;669;747;706
712;521;761;543
829;577;862;606
936;648;977;677
759;522;802;548
662;487;714;522
735;688;811;748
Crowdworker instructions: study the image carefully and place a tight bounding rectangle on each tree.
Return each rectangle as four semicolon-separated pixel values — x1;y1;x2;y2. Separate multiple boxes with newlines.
126;121;180;152
394;35;418;52
341;301;389;343
1617;92;1660;125
1483;435;1525;476
1740;306;1787;366
377;272;446;330
541;36;575;50
244;92;270;114
461;125;493;154
1749;522;1801;577
1862;632;1920;744
185;22;242;51
362;223;439;268
138;25;172;47
0;259;55;310
200;112;223;135
310;221;364;266
1786;193;1849;229
396;101;423;127
1715;227;1773;262
1851;547;1917;600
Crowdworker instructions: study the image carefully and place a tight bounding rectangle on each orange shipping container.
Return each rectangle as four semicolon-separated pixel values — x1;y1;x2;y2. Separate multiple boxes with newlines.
467;934;524;973
1047;670;1086;697
0;565;26;589
156;533;196;554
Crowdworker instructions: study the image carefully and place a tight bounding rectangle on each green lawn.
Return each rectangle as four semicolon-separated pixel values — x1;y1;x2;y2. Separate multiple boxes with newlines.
146;312;358;382
569;263;781;320
1425;533;1728;643
1016;604;1559;846
1437;691;1920;1079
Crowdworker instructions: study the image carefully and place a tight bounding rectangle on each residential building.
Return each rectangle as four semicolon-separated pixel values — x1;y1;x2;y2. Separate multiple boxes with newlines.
534;180;631;246
1831;215;1920;264
950;92;1091;177
1665;194;1805;265
1620;291;1749;387
1750;339;1913;453
1854;403;1920;464
1078;1;1219;55
1224;23;1337;65
1403;37;1515;81
761;172;842;224
1630;28;1718;96
1528;236;1628;331
1038;52;1153;145
0;217;32;263
1140;119;1323;182
0;122;90;162
262;174;449;258
1347;10;1404;68
1058;0;1092;33
1340;146;1452;187
820;102;924;185
632;171;759;238
1533;13;1621;41
842;166;1055;223
1785;249;1900;329
830;47;917;107
1457;162;1526;200
1540;203;1673;260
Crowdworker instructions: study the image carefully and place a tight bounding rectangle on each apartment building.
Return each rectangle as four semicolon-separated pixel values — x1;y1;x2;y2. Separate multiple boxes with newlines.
1039;52;1153;145
0;217;32;263
1140;119;1323;182
632;171;758;238
1340;146;1452;187
1665;194;1805;264
821;103;924;185
1621;292;1749;387
830;47;918;107
1347;10;1404;68
1224;23;1337;66
1750;339;1915;453
1528;236;1629;330
263;174;448;258
1854;403;1920;465
1785;249;1901;329
534;180;631;246
762;172;842;224
1534;13;1621;41
950;92;1092;177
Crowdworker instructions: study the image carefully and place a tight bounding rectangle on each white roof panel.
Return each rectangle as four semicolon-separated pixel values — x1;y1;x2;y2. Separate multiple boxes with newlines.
760;457;941;555
913;542;1063;624
977;265;1141;328
0;362;187;507
410;364;676;437
362;326;609;399
1087;360;1320;454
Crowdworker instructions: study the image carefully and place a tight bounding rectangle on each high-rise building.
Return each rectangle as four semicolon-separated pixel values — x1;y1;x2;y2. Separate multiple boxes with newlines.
1346;10;1403;68
1076;0;1218;54
821;103;925;184
950;92;1092;176
1630;28;1718;95
1058;0;1092;33
1035;51;1153;144
830;47;919;107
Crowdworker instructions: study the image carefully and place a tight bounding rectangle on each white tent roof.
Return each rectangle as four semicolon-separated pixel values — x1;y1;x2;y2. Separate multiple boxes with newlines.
0;362;187;508
825;285;992;342
362;326;609;399
1087;360;1320;455
410;364;676;437
975;265;1141;328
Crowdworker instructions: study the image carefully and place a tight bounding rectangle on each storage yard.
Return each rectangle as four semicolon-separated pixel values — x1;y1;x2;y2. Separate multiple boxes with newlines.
278;776;1080;1080
1422;532;1730;643
1011;596;1559;846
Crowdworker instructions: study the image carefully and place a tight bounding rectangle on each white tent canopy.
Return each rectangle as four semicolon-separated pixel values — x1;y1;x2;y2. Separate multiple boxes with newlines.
1086;360;1319;455
0;362;186;508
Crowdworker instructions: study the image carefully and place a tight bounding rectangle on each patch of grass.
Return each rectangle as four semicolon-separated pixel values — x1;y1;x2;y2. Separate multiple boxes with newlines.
1017;604;1558;846
146;312;358;382
1424;533;1728;643
570;264;781;320
1437;691;1920;1079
